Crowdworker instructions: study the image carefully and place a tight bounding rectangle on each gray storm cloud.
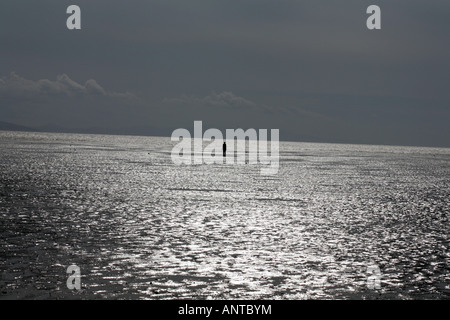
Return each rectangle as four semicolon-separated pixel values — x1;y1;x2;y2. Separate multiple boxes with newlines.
163;91;325;118
163;91;257;109
0;1;449;147
0;72;136;100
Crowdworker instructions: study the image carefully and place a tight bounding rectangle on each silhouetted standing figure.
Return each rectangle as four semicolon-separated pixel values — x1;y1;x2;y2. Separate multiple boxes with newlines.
223;141;226;157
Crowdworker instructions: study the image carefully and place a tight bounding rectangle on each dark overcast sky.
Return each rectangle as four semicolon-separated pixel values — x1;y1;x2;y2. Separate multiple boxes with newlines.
1;0;449;147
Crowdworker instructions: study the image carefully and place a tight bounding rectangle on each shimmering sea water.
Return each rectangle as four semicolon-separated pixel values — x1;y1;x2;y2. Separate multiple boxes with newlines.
0;131;449;299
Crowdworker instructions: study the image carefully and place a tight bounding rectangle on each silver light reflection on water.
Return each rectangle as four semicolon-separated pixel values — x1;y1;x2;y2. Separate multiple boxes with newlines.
0;131;449;299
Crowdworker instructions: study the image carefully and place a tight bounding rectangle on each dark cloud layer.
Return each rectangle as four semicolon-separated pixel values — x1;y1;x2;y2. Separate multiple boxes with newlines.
0;1;449;146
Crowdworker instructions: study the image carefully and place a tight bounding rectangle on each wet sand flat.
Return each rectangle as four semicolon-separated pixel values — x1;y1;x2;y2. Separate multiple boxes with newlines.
0;131;449;299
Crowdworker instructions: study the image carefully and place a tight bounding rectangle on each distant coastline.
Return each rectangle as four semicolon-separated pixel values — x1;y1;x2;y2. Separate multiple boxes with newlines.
1;120;449;150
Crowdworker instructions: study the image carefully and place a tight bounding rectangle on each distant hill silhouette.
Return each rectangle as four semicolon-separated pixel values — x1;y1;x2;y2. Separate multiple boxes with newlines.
0;121;38;132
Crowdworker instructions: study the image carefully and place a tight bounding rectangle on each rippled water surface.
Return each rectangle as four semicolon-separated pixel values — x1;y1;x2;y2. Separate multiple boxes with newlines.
0;131;449;299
